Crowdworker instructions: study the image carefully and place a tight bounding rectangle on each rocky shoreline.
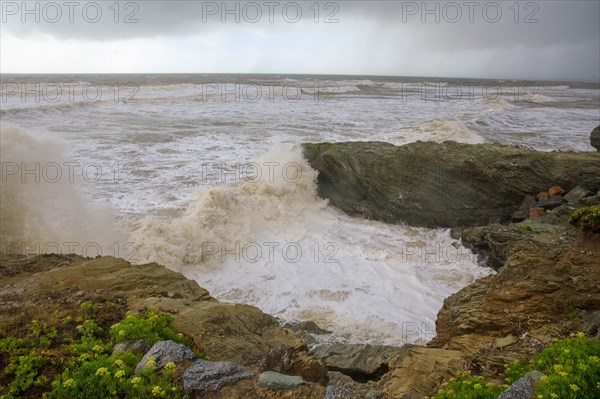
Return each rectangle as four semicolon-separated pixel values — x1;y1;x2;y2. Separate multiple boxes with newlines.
2;135;600;398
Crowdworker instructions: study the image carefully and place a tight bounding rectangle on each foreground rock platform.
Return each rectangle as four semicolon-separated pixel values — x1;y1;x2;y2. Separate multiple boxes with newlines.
303;141;599;227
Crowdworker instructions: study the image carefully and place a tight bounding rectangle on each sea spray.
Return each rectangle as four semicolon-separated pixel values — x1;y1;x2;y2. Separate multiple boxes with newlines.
0;124;127;258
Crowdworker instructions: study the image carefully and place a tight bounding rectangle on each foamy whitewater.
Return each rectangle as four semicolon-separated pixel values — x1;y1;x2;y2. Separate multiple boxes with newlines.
1;75;598;345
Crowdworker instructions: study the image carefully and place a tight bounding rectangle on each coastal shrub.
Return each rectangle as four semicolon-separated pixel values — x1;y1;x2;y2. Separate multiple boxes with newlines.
0;302;193;398
569;205;600;232
109;310;185;346
429;333;600;399
426;373;505;399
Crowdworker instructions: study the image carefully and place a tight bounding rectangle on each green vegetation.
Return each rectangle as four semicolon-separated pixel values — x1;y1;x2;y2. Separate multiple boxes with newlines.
426;373;505;399
569;205;600;232
0;302;193;399
428;333;600;399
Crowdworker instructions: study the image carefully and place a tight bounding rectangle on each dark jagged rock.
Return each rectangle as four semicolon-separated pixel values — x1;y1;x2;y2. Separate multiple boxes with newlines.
312;344;403;383
563;185;594;202
303;141;600;228
512;195;536;222
591;125;600;151
536;195;564;210
461;197;598;270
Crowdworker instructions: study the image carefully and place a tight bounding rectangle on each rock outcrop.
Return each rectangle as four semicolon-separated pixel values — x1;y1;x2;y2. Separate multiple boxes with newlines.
0;255;328;386
428;198;600;376
303;141;600;227
591;125;600;151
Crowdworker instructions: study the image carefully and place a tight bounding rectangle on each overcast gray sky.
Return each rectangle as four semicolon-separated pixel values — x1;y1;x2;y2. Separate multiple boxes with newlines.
1;1;599;80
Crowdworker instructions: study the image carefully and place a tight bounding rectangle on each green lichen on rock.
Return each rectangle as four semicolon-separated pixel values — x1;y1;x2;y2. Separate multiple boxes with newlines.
569;205;600;232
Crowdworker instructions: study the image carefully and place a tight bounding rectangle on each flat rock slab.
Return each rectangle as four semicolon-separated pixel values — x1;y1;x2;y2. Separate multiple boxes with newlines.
136;340;196;372
257;371;305;391
183;359;252;394
312;343;403;381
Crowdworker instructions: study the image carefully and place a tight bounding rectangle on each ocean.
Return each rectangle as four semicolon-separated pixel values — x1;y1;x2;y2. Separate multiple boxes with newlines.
1;74;598;346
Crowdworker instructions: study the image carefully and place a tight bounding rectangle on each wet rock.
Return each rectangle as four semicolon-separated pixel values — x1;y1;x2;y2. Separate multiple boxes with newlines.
512;195;536;222
312;344;402;382
183;359;252;395
135;340;196;372
591;125;600;151
563;185;594;202
548;185;566;197
303;141;600;227
112;339;150;356
283;320;332;335
257;371;305;391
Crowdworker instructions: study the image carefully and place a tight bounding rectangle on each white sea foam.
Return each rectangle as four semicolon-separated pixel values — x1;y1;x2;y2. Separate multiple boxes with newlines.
130;144;492;345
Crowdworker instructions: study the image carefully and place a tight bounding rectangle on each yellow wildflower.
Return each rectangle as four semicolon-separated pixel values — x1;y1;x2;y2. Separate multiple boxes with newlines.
115;370;126;379
95;367;109;376
570;384;579;392
151;386;163;397
131;376;142;385
164;362;176;371
62;379;75;388
145;357;156;368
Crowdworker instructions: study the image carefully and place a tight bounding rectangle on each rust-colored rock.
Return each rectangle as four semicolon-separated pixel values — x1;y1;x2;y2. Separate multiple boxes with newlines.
548;185;565;196
529;207;546;219
536;192;549;201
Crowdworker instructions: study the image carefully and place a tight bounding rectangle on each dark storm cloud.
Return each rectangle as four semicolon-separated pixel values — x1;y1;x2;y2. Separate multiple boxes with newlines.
1;0;599;79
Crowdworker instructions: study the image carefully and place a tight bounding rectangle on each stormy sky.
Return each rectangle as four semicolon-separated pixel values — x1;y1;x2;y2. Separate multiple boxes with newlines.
1;0;599;80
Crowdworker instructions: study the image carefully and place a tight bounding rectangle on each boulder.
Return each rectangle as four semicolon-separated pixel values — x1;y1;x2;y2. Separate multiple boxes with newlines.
591;125;600;151
258;344;328;384
511;195;536;222
183;359;252;395
303;141;600;228
536;195;564;210
379;346;465;399
529;207;547;219
536;192;549;201
548;185;565;196
497;376;534;399
563;185;594;202
257;371;304;391
135;340;196;372
311;344;402;382
112;339;149;356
